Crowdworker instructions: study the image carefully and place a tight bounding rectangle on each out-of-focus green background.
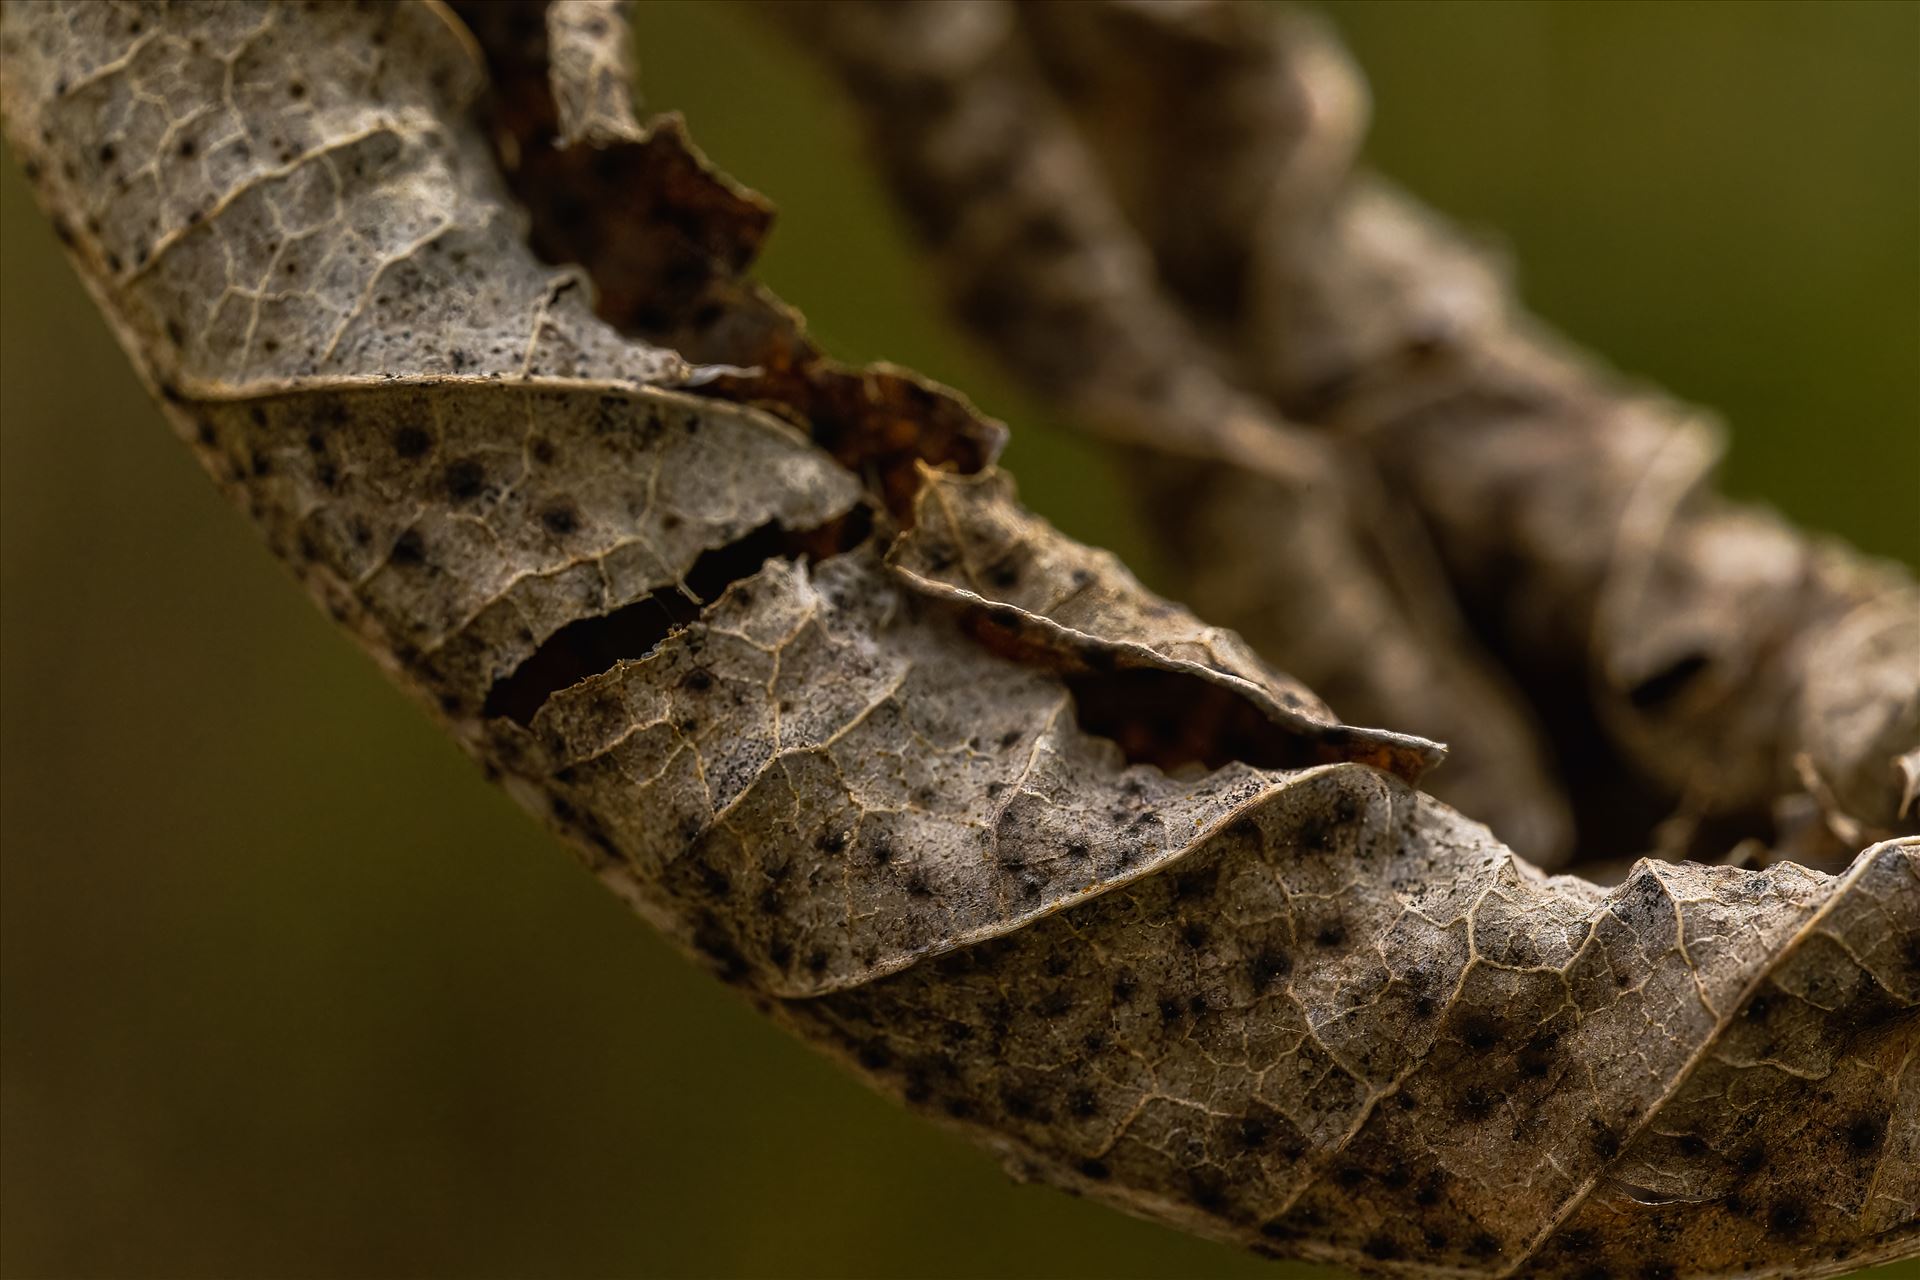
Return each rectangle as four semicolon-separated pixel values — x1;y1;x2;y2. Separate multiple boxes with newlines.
2;2;1914;1277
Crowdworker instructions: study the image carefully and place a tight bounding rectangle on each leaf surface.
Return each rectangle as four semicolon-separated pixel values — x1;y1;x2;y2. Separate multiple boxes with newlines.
0;3;1912;1277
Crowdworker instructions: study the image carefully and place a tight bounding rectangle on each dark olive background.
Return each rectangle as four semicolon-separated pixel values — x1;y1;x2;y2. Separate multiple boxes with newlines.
2;3;1914;1278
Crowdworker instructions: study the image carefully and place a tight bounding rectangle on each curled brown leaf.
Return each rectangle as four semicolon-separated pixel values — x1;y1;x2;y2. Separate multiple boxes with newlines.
0;3;1912;1278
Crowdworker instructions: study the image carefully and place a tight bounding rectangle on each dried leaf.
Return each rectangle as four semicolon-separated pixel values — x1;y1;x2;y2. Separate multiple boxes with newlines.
1;4;1913;1279
761;0;1575;867
796;785;1917;1280
1001;0;1920;861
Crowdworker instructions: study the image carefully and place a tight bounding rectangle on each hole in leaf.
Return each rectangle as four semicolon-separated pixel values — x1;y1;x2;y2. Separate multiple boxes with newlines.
1065;667;1335;774
483;508;870;725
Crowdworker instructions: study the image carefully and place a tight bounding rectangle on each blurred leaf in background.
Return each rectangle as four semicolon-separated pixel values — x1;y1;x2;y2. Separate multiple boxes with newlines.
1;3;1912;1278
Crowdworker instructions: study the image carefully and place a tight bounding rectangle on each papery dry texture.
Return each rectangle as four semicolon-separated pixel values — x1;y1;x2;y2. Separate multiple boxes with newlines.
0;3;1913;1279
773;0;1920;877
761;0;1574;870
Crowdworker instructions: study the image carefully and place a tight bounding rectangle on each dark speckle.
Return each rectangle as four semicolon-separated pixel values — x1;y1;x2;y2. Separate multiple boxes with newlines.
391;425;431;458
1231;1116;1270;1154
1249;948;1291;993
1843;1114;1885;1154
540;502;579;536
1460;1012;1502;1050
1518;1030;1560;1078
1187;1173;1227;1214
1767;1197;1808;1239
1362;1234;1403;1262
1171;870;1215;903
389;529;425;567
443;458;486;501
999;1086;1046;1121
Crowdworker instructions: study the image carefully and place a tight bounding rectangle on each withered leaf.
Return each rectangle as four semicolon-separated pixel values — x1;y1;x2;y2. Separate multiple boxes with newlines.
1001;0;1920;864
1;3;1912;1279
759;0;1578;868
775;0;1920;878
